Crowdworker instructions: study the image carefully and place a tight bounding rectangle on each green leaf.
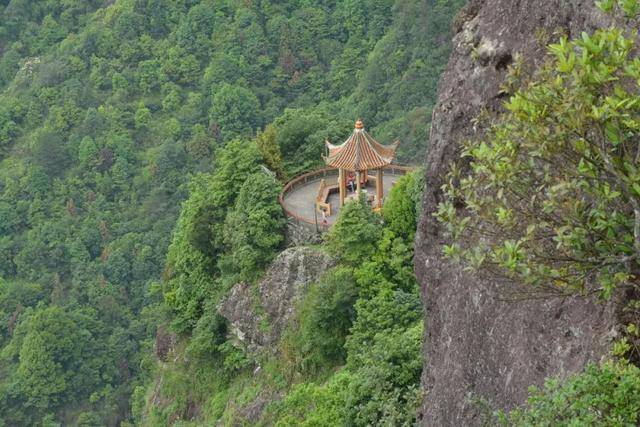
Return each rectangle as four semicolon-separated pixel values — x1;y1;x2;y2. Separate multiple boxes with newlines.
605;122;621;144
596;0;615;12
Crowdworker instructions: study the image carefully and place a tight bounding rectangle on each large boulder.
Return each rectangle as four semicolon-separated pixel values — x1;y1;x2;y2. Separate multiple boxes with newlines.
218;246;335;353
414;1;620;425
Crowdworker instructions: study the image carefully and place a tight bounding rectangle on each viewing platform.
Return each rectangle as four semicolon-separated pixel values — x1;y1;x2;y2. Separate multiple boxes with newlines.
279;119;413;238
279;165;413;232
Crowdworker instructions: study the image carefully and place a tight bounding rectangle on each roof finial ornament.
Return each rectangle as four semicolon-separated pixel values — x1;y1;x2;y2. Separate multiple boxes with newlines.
355;118;364;130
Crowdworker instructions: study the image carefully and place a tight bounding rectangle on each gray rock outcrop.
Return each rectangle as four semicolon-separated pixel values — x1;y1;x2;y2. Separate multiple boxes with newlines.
414;1;620;425
218;246;335;353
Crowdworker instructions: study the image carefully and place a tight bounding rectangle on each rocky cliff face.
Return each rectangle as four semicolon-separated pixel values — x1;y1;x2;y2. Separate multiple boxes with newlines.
219;247;335;353
415;1;619;425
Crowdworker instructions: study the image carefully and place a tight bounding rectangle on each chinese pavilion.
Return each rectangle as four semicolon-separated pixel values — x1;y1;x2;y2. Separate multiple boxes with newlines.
323;119;399;209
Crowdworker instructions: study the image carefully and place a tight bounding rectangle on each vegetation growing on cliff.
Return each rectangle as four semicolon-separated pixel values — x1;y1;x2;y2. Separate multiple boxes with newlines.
489;359;640;426
437;0;640;424
436;0;640;298
266;171;425;426
137;169;425;426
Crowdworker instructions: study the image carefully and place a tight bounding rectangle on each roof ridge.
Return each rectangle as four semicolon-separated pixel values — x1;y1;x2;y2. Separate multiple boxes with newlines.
324;120;399;171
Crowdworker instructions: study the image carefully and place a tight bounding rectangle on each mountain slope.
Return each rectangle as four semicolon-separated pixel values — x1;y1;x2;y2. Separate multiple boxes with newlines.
0;0;461;424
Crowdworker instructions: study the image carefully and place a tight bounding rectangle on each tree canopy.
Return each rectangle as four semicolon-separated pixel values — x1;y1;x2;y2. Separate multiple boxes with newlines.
0;0;460;424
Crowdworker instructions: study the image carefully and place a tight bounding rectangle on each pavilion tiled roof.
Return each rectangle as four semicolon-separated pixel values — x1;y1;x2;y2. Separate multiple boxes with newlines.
324;119;399;171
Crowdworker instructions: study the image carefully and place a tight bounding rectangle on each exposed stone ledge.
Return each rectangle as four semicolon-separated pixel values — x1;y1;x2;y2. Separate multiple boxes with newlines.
218;246;335;354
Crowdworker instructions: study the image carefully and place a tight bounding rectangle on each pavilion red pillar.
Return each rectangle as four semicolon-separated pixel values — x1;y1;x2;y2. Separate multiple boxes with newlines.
339;169;346;207
376;168;383;209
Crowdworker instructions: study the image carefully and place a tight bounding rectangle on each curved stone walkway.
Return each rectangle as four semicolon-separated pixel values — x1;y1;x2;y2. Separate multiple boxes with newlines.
281;174;400;226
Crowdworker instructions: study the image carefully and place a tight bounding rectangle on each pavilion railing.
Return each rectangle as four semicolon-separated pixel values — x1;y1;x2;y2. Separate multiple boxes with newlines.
279;164;416;231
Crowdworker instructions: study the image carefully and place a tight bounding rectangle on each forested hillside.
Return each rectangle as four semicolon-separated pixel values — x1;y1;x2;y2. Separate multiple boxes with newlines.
0;0;462;425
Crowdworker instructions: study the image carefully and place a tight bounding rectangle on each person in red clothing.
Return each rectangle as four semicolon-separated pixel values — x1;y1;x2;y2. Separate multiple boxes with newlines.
347;171;356;192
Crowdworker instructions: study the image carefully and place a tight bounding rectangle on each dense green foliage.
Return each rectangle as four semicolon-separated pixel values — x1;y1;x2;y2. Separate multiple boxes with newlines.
220;171;286;283
162;139;265;332
436;1;640;298
326;195;383;266
268;371;353;427
0;0;461;423
3;0;638;425
137;171;424;426
499;361;640;426
267;171;425;426
282;267;358;377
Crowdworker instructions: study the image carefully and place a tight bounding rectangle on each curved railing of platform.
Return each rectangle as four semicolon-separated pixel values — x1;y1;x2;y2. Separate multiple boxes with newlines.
279;164;416;231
